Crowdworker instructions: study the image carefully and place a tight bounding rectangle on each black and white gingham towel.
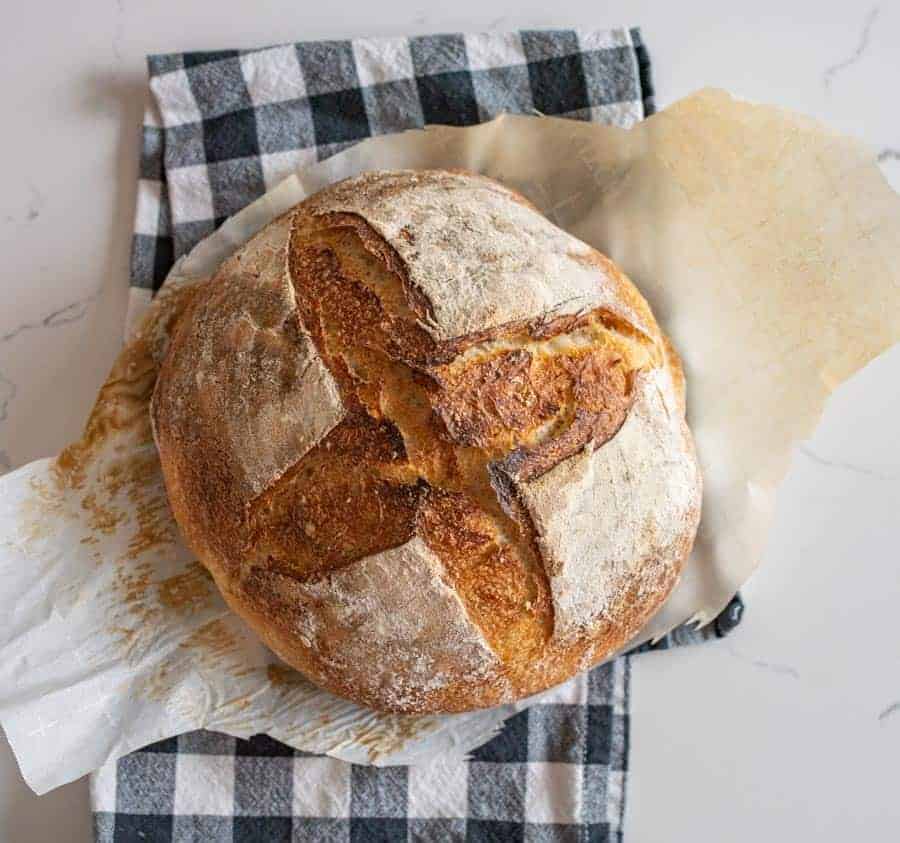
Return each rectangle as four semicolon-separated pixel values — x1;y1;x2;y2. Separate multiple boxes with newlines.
128;29;655;309
98;29;743;842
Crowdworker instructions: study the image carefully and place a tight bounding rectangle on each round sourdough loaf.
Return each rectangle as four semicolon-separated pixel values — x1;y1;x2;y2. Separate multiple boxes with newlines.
151;169;702;714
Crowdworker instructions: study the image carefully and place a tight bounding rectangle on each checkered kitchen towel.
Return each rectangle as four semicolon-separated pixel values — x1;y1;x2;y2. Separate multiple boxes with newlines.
96;28;744;842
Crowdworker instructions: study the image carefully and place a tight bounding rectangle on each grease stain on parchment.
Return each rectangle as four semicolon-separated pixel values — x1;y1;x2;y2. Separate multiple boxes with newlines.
179;619;240;664
158;561;215;613
80;491;126;535
350;714;442;764
267;663;304;687
261;661;441;762
123;455;177;560
18;475;67;542
109;560;161;665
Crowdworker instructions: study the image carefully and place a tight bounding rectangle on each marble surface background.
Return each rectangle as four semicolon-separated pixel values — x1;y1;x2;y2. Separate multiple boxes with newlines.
1;2;898;840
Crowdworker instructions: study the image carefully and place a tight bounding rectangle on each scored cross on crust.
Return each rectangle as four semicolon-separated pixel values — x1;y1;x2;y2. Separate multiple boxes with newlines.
152;170;701;713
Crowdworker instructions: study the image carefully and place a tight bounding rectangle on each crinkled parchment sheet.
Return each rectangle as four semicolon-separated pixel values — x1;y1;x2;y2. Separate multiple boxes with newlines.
3;89;900;794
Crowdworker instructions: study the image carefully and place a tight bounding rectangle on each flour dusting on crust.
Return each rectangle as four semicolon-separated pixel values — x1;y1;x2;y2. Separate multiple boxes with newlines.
516;368;702;640
153;215;344;508
152;169;702;714
248;537;508;711
304;169;648;340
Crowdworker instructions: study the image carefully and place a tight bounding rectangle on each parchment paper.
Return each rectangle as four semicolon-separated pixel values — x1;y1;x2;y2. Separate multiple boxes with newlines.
2;89;899;795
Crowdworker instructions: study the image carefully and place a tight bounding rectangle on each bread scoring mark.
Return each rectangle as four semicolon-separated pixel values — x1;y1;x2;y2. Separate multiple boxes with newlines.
513;370;702;640
344;212;436;326
428;312;654;476
150;215;347;585
303;169;650;343
416;488;550;669
440;307;657;372
278;216;555;664
246;414;426;581
271;211;660;673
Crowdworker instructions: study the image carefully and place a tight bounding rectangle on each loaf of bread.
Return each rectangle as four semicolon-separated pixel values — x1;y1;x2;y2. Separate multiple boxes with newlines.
152;169;701;714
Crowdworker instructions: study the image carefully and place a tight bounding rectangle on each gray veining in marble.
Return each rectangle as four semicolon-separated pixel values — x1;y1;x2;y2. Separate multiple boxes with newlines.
0;372;15;424
726;644;801;680
878;701;900;723
823;7;880;89
3;182;44;225
0;291;99;345
796;443;894;482
111;0;125;62
878;148;900;163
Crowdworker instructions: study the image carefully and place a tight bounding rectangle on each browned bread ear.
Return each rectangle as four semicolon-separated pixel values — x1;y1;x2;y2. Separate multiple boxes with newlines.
152;169;701;714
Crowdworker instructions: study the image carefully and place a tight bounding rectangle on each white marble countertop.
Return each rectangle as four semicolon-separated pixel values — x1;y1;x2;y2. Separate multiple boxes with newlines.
2;2;899;840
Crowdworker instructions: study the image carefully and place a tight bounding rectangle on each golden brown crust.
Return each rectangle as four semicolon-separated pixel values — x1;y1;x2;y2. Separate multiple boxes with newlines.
152;169;702;713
